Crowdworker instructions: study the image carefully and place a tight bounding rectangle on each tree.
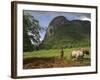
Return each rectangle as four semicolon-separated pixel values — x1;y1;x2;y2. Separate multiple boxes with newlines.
23;14;40;52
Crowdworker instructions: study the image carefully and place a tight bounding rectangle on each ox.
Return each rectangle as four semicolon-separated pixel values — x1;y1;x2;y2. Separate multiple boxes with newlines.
71;48;89;60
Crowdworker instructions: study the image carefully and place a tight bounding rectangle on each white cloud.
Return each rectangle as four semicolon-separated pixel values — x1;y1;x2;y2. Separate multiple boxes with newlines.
79;16;91;21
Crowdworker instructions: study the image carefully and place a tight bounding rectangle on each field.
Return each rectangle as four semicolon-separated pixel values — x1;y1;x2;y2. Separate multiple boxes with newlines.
23;47;91;69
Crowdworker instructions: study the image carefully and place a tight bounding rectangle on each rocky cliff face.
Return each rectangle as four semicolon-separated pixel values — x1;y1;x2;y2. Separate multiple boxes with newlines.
42;16;90;49
49;16;69;27
47;16;70;36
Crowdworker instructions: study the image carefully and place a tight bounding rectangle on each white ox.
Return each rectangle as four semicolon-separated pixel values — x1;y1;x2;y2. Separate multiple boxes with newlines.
71;48;89;60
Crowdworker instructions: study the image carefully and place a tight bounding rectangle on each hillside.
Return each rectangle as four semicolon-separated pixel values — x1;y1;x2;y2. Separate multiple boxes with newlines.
41;16;91;49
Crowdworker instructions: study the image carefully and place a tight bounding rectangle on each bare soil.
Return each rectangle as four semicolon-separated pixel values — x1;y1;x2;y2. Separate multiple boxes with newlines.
23;57;90;69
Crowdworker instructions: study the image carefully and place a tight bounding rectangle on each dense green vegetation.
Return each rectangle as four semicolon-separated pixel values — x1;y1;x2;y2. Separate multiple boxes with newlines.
42;20;90;49
23;14;40;52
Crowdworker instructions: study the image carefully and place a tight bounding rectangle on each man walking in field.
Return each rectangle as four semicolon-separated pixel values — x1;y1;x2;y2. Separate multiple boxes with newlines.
60;47;64;59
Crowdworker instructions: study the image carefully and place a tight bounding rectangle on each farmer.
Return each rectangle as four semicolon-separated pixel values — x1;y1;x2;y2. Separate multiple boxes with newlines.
60;47;64;59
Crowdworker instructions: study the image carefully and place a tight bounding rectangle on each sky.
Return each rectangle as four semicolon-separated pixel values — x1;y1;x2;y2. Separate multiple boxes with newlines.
23;10;91;41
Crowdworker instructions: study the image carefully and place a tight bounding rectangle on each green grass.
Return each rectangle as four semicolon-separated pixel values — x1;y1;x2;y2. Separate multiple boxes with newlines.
23;47;90;60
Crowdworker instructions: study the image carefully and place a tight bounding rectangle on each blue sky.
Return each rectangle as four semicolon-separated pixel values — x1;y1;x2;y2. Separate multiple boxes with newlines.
23;10;91;41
